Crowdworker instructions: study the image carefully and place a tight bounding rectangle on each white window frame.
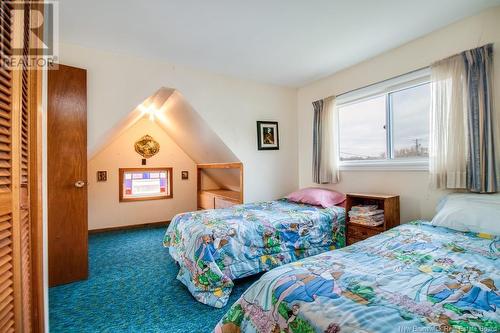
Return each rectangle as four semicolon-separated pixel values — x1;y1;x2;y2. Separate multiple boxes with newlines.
336;68;431;171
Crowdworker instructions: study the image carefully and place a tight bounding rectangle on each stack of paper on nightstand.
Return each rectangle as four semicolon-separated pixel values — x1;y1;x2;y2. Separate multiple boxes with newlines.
348;205;384;226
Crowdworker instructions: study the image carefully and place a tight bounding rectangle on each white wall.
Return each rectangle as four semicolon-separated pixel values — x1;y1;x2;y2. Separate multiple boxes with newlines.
59;44;299;206
88;118;197;230
58;7;500;226
297;7;500;223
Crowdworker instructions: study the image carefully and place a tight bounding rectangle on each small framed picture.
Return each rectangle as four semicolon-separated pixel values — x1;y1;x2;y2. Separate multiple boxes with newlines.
181;171;189;180
97;171;107;182
257;121;279;150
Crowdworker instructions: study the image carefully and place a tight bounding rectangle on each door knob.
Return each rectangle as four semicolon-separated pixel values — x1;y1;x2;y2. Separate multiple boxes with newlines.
74;180;86;188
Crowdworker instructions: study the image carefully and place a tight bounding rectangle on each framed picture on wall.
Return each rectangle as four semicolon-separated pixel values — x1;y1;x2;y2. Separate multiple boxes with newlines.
97;171;107;182
257;121;279;150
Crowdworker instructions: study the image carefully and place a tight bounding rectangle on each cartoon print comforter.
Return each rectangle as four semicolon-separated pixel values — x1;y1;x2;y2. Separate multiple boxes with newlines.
163;199;345;308
215;221;499;333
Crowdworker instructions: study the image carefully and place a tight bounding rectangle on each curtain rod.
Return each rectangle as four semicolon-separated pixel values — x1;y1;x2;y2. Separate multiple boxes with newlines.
334;65;430;99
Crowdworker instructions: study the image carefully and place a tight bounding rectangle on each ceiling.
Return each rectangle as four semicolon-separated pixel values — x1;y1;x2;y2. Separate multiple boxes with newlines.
59;0;500;87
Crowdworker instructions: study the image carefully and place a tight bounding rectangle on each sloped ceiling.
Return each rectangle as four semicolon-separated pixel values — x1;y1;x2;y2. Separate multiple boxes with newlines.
90;87;241;190
88;88;175;160
156;89;239;164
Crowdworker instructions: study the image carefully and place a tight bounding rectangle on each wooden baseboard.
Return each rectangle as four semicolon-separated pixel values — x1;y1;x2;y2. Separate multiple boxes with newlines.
88;220;170;234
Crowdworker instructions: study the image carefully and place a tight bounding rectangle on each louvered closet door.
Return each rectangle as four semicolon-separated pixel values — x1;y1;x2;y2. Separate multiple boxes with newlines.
19;2;32;331
0;1;16;331
0;1;40;332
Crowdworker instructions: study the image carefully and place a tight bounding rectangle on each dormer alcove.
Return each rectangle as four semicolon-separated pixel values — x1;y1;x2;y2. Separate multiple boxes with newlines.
197;162;243;210
88;87;243;229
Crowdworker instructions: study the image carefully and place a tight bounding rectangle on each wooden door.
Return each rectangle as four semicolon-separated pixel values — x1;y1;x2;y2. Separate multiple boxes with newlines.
48;64;88;287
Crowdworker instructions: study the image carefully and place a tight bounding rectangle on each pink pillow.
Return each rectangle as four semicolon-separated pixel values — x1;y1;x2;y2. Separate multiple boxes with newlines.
286;188;346;208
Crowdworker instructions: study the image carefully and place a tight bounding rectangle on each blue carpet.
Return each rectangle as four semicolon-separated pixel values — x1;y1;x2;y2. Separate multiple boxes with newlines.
49;227;258;332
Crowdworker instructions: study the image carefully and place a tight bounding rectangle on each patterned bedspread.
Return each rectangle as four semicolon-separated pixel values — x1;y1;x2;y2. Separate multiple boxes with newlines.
163;199;345;308
215;221;499;333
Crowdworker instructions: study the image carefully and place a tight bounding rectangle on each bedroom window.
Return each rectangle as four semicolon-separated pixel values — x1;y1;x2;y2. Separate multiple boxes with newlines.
337;68;430;170
119;168;173;202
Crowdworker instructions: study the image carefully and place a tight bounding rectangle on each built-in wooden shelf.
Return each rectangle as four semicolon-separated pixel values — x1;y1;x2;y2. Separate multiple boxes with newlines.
197;163;243;210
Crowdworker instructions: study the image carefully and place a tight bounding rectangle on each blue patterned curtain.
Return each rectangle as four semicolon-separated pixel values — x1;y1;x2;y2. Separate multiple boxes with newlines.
463;44;497;193
312;99;324;183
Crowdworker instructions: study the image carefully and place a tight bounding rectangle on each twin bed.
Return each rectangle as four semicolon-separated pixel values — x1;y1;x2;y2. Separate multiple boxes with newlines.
215;221;499;333
164;192;499;333
163;198;345;307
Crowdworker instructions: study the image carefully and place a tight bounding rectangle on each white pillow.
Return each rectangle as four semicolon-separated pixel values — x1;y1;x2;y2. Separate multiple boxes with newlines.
431;193;500;236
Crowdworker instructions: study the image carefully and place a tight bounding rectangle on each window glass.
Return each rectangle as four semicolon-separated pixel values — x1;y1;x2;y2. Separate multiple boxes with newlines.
337;71;430;165
120;169;171;201
339;95;387;161
391;83;430;159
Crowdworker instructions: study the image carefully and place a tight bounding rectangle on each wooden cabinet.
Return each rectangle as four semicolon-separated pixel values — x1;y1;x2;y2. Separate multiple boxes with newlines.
345;193;400;245
198;190;241;210
348;224;379;240
198;191;215;210
215;196;237;209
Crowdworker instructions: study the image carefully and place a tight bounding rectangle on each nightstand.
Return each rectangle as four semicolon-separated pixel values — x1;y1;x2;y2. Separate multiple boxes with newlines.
346;193;400;245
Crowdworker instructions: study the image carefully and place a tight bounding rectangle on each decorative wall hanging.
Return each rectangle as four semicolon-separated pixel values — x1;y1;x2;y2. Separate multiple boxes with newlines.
134;135;160;158
257;121;279;150
181;171;189;180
